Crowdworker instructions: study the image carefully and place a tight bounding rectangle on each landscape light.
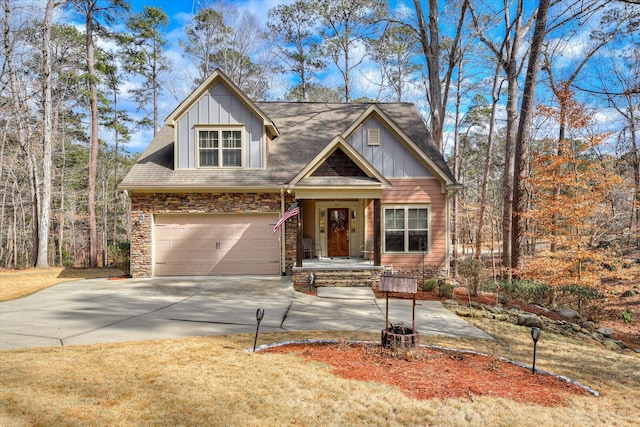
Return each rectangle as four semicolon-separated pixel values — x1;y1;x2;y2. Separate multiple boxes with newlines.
253;308;265;352
531;327;541;374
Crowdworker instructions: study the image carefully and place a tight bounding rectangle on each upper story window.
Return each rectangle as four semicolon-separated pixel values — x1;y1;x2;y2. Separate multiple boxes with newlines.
197;127;243;167
384;205;430;253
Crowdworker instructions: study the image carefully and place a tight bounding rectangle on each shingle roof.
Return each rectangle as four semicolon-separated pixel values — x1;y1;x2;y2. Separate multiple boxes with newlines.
119;102;456;191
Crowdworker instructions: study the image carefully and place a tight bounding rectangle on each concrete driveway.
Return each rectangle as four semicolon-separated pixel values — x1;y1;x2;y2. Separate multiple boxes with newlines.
0;276;493;350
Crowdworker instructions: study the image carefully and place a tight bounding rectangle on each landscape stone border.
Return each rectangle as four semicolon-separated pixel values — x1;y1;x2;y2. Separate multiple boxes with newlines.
443;299;639;353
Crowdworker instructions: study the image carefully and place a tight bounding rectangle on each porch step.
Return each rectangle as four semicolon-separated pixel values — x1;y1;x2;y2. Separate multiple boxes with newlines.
311;270;374;287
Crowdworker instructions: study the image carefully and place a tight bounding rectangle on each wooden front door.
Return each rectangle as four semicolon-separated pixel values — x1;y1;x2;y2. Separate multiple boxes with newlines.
328;208;349;257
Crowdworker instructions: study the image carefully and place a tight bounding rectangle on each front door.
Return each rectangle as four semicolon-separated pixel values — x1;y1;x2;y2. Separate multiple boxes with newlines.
328;208;349;257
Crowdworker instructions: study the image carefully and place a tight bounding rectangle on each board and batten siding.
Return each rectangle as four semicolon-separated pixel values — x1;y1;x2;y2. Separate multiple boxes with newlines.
380;178;447;267
175;82;264;169
349;116;433;178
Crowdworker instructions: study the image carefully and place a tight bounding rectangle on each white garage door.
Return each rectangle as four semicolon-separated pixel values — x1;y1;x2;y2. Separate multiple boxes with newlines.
154;214;280;276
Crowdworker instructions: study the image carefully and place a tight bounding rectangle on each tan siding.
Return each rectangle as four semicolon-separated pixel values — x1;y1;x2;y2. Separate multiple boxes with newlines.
382;178;443;203
381;178;447;269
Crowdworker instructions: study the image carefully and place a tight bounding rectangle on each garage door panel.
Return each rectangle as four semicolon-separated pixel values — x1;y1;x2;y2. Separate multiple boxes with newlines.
154;213;279;276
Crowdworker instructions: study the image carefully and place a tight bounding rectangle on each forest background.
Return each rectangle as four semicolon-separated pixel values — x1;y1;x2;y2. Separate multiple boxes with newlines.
1;0;638;300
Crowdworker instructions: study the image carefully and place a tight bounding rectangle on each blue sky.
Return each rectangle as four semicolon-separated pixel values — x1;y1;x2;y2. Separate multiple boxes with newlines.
116;0;425;153
51;0;629;155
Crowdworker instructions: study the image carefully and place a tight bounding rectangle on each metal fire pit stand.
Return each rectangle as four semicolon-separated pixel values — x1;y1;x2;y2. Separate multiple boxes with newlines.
380;274;419;348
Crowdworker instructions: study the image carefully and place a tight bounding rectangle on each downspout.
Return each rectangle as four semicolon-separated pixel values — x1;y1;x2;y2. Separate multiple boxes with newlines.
445;185;461;277
280;187;285;275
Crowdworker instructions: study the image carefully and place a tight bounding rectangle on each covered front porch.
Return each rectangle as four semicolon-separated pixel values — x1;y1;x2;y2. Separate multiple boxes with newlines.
284;137;391;285
293;196;382;268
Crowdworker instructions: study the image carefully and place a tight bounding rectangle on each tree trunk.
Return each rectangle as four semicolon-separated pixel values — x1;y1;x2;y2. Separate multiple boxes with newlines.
413;0;442;150
451;62;463;278
475;65;501;261
152;44;159;136
629;113;639;246
86;1;99;267
58;141;66;266
512;0;551;270
4;0;38;267
36;0;56;268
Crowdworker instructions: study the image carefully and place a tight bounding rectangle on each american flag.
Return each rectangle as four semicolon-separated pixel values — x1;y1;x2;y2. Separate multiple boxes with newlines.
272;202;299;235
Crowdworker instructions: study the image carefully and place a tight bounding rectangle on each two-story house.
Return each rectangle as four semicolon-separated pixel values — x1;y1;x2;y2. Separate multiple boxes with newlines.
120;69;460;287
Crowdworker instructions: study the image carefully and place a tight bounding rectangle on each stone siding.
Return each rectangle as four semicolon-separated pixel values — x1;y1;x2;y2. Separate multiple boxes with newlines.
130;192;296;278
293;268;384;289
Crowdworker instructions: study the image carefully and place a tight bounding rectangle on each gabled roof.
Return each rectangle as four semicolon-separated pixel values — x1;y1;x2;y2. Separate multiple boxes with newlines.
289;135;391;188
120;102;457;191
341;105;454;185
165;68;278;138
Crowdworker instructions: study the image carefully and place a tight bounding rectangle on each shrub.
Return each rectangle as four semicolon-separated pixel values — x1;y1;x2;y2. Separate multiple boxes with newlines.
60;247;74;267
494;279;552;306
622;310;633;324
421;278;439;292
557;284;602;315
107;243;131;276
457;258;484;296
439;282;454;299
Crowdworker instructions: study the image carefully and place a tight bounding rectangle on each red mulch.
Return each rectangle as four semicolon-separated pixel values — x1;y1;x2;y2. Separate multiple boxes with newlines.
374;288;566;322
264;342;590;406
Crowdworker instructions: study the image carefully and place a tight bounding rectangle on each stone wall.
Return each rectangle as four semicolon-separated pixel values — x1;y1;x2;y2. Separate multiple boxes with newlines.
293;268;384;289
445;299;633;352
130;192;296;278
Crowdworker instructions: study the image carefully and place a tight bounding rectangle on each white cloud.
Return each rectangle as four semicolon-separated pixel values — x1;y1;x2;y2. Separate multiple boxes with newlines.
127;128;155;153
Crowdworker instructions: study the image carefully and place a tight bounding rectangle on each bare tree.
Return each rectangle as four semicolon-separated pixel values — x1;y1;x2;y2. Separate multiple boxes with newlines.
600;51;640;245
468;0;536;274
474;63;503;262
35;0;55;268
512;0;551;270
413;0;468;151
4;0;40;267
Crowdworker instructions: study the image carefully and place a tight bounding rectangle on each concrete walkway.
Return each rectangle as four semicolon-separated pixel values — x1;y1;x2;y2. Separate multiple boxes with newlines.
0;276;493;350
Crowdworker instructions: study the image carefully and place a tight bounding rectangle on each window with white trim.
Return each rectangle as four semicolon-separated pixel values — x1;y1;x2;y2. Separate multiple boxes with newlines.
197;128;243;167
384;206;429;252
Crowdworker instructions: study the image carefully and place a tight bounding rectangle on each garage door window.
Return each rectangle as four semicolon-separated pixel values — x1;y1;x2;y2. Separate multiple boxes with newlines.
198;128;243;167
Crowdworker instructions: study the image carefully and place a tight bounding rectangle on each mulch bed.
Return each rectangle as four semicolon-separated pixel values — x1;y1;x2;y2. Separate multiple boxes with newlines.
264;342;591;406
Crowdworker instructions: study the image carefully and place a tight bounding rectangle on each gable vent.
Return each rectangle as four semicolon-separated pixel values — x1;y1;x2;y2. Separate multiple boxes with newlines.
367;128;380;146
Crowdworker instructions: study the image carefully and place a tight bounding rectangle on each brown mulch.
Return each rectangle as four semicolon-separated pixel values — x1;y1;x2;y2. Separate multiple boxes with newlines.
264;342;590;406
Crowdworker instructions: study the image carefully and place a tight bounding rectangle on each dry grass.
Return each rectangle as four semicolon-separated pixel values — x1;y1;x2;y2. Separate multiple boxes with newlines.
1;324;639;427
0;267;124;302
